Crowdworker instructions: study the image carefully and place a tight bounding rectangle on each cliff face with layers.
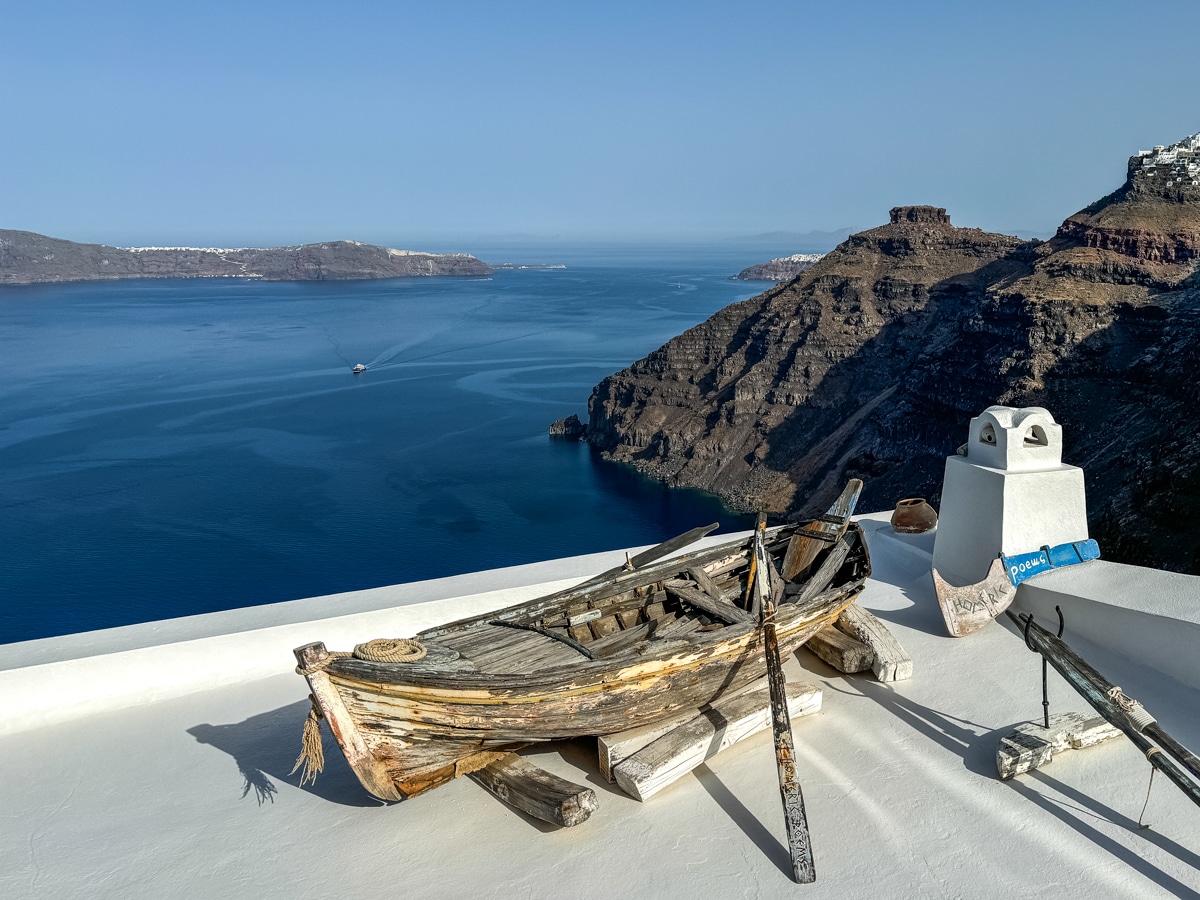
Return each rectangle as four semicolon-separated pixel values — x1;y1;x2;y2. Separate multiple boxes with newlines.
587;134;1200;574
0;230;492;284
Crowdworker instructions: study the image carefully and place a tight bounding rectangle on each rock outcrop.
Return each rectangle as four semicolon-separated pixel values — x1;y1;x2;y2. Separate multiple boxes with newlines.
736;253;824;282
549;414;586;439
0;231;493;284
586;133;1200;575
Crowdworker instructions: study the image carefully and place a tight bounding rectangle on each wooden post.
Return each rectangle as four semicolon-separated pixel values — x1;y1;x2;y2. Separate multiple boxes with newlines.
756;517;817;884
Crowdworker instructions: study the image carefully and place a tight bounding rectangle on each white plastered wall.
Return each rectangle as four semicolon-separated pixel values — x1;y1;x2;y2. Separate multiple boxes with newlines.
932;406;1089;585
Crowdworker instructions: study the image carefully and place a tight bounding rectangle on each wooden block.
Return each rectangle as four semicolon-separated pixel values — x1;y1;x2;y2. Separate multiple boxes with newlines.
996;712;1122;780
469;752;598;827
598;707;706;782
568;625;593;644
590;615;621;639
645;601;666;621
836;603;913;682
613;682;822;801
617;609;641;629
804;624;874;673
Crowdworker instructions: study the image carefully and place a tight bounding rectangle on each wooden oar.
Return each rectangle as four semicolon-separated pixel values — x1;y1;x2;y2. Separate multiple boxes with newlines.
580;522;721;587
1008;611;1200;809
754;514;817;884
781;479;863;581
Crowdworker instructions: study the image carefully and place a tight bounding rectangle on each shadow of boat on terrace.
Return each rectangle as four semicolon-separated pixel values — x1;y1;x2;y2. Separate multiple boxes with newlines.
188;699;382;808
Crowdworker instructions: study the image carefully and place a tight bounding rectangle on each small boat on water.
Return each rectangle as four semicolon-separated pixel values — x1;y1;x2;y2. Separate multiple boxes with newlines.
293;482;869;802
352;363;366;374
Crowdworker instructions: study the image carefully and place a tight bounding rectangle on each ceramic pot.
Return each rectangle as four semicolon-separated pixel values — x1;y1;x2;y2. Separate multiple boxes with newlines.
891;498;937;534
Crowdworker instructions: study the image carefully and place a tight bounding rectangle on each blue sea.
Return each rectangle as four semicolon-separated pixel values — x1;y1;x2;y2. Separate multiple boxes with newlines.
0;243;795;644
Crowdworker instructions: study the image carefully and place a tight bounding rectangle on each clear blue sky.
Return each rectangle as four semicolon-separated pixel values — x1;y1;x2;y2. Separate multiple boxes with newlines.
3;0;1199;248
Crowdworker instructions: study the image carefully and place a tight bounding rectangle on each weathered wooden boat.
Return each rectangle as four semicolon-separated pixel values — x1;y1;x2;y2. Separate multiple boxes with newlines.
293;510;871;802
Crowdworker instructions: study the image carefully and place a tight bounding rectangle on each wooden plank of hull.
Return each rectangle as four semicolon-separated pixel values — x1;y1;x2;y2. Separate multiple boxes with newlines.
613;681;822;801
664;579;753;626
781;479;862;581
577;522;720;589
469;753;599;827
293;643;403;802
687;565;726;601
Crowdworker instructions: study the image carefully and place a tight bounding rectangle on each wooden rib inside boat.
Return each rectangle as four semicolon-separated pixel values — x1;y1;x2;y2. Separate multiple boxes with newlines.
294;511;871;803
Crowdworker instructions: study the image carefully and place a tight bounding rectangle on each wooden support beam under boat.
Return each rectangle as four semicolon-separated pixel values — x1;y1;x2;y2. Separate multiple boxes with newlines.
835;604;913;682
613;681;822;801
469;753;598;827
804;625;874;674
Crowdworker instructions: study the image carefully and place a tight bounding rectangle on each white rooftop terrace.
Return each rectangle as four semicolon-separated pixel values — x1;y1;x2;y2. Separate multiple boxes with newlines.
2;512;1199;899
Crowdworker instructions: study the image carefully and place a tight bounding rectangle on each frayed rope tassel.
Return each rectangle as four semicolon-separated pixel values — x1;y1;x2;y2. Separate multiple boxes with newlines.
290;694;325;786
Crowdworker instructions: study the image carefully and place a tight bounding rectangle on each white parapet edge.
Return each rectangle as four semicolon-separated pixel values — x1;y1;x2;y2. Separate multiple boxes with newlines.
0;576;585;738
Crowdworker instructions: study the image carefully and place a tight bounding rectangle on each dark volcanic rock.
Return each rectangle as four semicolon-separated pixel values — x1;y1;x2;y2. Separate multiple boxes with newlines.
0;230;492;284
549;414;586;439
736;253;824;282
586;140;1200;575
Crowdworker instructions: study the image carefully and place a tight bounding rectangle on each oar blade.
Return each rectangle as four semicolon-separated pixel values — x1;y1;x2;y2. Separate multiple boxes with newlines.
782;479;863;581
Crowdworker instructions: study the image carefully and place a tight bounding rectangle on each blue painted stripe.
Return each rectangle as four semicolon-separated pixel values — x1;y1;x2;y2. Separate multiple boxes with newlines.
1001;539;1101;586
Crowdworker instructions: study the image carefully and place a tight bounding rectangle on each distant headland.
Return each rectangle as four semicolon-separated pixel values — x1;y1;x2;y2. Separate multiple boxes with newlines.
0;229;493;284
735;252;825;282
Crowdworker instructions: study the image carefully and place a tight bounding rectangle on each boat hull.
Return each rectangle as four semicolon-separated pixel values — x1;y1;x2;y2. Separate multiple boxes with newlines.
296;522;869;801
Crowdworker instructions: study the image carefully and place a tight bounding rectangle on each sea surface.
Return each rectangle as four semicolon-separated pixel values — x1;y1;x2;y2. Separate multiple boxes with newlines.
0;243;801;644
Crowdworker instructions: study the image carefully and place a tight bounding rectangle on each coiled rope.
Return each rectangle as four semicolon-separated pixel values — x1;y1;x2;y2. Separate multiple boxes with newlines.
352;637;427;663
1106;685;1157;732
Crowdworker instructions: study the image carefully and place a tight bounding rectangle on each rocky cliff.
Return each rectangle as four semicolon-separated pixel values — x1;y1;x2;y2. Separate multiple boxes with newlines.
736;253;825;282
0;231;493;284
587;133;1200;574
